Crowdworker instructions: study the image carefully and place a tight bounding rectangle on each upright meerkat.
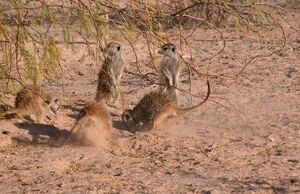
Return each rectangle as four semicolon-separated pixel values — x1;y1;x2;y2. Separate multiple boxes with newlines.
0;85;60;123
64;101;112;148
95;41;124;107
122;80;210;132
158;43;180;105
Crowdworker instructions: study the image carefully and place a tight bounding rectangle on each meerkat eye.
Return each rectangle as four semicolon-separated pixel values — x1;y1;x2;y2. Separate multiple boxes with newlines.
172;47;175;52
117;46;120;51
163;47;167;51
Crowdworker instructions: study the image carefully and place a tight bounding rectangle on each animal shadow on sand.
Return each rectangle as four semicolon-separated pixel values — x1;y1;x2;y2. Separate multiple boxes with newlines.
112;120;128;132
62;104;82;119
14;123;69;146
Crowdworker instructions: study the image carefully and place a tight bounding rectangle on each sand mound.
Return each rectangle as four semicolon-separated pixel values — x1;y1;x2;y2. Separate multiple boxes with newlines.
0;132;13;148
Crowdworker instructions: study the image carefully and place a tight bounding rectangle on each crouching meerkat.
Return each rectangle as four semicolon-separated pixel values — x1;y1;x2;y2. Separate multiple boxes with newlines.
0;85;60;123
63;101;112;148
95;41;124;107
122;80;210;132
158;43;180;105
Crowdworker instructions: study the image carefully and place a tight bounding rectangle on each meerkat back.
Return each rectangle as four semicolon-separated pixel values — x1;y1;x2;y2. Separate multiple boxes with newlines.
65;101;112;148
15;86;44;117
122;80;210;132
1;85;60;123
134;91;175;122
122;91;176;132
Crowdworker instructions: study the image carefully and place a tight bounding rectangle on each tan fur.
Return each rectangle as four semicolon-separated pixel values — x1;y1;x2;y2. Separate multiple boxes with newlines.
64;101;112;148
158;43;180;105
95;41;124;106
0;85;60;123
122;80;210;132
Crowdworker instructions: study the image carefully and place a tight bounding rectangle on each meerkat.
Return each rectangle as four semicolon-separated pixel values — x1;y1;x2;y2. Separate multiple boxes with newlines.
0;85;60;123
158;43;180;105
63;101;112;148
122;80;210;132
95;41;124;107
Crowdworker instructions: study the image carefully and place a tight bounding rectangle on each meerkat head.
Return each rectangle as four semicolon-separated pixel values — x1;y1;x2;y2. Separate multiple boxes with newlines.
158;43;176;57
44;95;60;115
122;109;136;129
104;41;122;57
122;109;133;123
49;98;60;115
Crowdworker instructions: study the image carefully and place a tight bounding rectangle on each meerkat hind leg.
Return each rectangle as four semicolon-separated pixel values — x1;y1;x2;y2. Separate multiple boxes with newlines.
151;109;174;130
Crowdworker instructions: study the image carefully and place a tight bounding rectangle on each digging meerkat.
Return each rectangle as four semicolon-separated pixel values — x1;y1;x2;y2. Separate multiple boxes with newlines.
63;101;112;148
0;85;60;123
158;43;180;105
95;41;124;107
122;80;211;132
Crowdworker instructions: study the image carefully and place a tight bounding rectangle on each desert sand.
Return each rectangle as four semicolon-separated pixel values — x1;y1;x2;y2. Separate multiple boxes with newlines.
0;10;299;194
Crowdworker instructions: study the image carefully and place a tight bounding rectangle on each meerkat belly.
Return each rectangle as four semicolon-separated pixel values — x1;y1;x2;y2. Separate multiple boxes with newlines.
96;71;114;99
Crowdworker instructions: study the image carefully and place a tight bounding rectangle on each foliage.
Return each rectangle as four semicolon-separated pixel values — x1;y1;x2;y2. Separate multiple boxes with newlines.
0;0;297;94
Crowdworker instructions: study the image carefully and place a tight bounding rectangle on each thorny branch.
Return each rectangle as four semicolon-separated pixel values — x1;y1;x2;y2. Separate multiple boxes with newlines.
0;0;298;117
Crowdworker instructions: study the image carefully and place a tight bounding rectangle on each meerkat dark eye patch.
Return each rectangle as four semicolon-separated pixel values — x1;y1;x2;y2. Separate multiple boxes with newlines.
117;46;121;51
172;47;175;52
125;114;131;120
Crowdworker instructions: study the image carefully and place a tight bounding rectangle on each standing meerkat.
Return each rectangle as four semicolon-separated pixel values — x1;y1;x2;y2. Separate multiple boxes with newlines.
122;80;210;132
95;41;124;107
63;101;112;148
158;43;180;105
0;85;60;123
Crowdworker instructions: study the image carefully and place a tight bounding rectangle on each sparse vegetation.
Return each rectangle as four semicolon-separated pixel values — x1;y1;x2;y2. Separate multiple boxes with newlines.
0;0;298;95
0;1;299;193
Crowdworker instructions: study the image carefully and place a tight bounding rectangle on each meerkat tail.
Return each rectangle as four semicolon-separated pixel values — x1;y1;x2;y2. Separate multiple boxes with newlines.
177;80;211;114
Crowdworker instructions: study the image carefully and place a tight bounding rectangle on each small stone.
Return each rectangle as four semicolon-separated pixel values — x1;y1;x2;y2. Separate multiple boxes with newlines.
114;171;123;176
77;71;84;76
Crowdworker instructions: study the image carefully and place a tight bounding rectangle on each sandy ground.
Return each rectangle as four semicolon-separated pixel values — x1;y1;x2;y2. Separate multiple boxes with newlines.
0;12;299;194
